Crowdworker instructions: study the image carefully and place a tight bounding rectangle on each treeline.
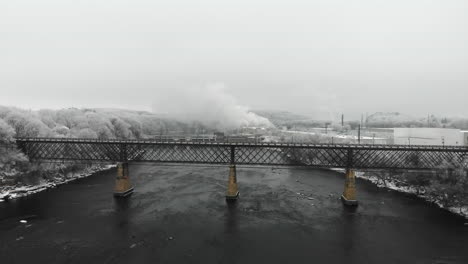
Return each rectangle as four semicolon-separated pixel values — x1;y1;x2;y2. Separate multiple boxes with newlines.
0;106;211;187
0;106;210;143
371;162;468;213
366;113;468;129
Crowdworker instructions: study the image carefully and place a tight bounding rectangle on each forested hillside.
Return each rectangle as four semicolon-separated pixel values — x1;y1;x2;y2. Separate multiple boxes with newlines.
0;106;216;194
0;106;204;141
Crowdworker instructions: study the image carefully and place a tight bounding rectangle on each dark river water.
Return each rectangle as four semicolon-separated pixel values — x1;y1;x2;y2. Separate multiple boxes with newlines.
0;164;467;264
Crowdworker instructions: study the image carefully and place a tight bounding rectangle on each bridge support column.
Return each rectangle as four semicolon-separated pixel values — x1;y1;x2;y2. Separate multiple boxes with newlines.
114;162;134;197
226;165;239;202
341;169;358;206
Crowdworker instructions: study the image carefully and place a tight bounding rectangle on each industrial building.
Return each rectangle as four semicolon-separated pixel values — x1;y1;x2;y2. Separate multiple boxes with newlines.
461;131;468;146
393;128;464;146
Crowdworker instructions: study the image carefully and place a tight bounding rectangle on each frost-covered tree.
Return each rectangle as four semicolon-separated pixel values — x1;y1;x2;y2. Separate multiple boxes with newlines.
121;117;143;139
54;108;86;129
0;119;15;143
74;128;98;139
85;112;114;139
4;110;51;137
111;118;133;139
23;119;52;137
38;109;57;128
52;125;70;137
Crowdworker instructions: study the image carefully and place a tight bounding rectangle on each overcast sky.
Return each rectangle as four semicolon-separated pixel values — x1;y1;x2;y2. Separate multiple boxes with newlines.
1;0;468;120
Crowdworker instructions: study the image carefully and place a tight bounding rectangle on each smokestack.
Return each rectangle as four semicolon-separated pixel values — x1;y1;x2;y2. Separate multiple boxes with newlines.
341;114;344;127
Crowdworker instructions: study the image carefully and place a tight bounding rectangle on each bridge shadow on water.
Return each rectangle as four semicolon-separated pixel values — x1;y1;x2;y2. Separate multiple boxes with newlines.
222;201;241;264
224;201;239;235
112;197;134;240
341;204;359;259
114;196;132;212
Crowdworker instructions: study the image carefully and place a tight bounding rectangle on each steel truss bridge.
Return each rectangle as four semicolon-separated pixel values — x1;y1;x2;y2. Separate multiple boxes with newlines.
15;138;468;170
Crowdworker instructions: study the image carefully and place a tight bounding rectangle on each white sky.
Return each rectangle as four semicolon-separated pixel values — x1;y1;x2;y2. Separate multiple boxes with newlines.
1;0;468;120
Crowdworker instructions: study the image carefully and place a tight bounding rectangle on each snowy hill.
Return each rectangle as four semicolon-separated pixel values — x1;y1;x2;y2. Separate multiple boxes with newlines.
366;112;426;128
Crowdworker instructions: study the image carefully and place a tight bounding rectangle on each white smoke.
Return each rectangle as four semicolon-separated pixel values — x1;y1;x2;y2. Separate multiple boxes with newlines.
152;83;273;131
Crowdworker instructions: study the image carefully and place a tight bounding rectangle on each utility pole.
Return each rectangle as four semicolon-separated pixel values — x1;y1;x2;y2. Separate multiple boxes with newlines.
365;112;369;128
292;125;296;143
358;124;361;144
341;114;344;127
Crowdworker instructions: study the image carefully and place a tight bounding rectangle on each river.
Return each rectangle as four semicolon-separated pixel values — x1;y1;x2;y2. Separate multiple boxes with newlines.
0;164;467;263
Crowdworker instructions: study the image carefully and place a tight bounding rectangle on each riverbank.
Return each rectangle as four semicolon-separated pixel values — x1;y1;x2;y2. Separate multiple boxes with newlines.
330;168;468;219
0;164;116;202
355;171;468;219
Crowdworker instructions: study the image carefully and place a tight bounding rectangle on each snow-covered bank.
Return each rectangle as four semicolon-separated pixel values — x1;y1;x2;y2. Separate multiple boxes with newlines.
329;168;468;219
0;164;116;202
353;170;468;219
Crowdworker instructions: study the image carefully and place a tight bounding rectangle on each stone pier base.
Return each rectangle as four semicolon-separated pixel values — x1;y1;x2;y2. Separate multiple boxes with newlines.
114;162;134;197
226;165;239;201
341;169;358;206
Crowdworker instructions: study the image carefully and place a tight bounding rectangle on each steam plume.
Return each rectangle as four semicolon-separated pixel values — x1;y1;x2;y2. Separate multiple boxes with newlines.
152;83;273;131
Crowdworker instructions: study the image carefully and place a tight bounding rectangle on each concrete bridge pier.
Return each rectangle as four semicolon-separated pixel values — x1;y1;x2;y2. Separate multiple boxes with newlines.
341;169;358;206
114;162;134;197
226;164;239;202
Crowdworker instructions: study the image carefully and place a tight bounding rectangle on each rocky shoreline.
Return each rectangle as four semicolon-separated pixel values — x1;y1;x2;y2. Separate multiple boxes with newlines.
0;164;116;202
357;171;468;219
330;168;468;219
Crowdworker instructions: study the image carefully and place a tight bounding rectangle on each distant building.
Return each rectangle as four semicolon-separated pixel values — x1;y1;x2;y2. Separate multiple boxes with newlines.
331;134;388;144
393;128;463;146
214;132;225;142
461;131;468;146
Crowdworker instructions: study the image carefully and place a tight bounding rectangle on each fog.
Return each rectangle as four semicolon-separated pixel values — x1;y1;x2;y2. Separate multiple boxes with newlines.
1;0;468;121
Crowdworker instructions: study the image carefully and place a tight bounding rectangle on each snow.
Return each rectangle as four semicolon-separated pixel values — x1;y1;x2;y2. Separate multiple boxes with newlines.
283;130;386;141
0;164;116;201
329;168;467;219
354;171;468;219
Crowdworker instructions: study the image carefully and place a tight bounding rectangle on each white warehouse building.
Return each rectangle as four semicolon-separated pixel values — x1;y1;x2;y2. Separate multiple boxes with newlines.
462;131;468;146
393;128;464;146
